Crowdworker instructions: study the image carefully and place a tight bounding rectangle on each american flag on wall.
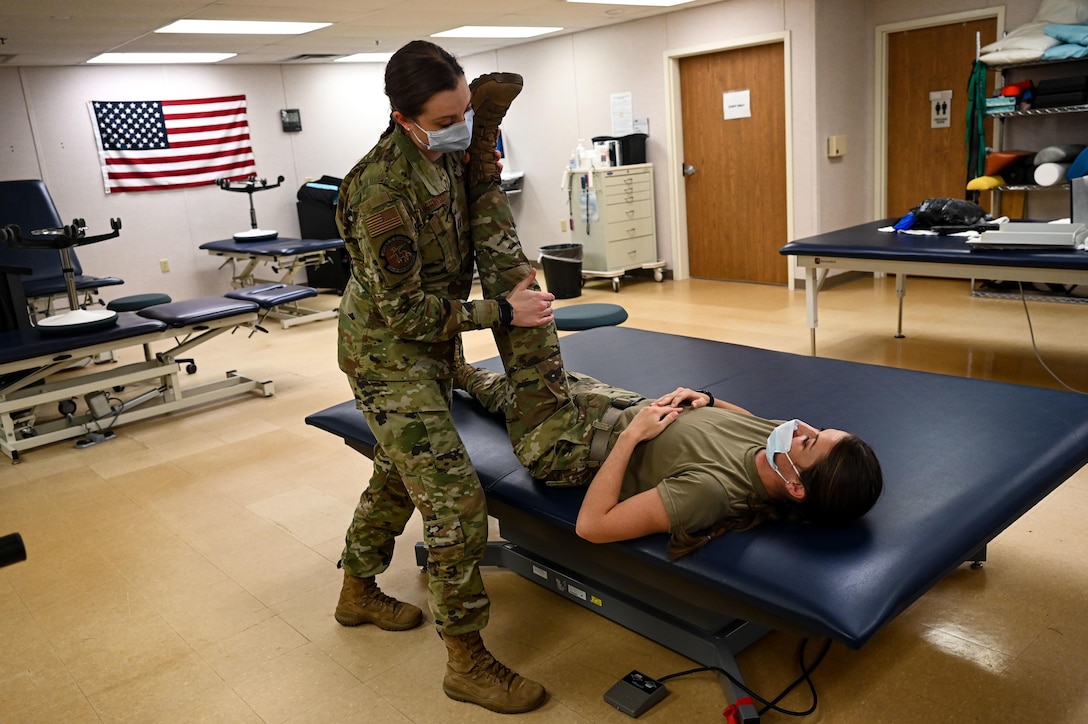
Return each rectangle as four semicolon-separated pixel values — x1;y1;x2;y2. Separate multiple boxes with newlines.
88;94;257;193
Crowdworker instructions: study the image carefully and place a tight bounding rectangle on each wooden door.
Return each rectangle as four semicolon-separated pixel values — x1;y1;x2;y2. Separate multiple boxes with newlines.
886;19;997;217
680;43;787;284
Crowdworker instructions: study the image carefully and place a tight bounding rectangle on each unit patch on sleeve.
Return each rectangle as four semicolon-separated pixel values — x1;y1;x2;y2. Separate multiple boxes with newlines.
380;235;416;275
364;208;404;239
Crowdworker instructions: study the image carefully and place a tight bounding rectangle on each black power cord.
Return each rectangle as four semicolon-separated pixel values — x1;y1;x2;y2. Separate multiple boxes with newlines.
655;636;833;718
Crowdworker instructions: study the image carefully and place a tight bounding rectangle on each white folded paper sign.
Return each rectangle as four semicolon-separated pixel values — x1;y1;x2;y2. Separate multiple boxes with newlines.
970;222;1086;249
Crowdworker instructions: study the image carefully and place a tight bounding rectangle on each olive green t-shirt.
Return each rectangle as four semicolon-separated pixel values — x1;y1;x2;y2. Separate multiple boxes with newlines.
613;404;777;534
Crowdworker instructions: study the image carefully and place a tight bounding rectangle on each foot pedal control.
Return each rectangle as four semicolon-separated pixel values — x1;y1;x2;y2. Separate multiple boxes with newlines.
604;670;668;717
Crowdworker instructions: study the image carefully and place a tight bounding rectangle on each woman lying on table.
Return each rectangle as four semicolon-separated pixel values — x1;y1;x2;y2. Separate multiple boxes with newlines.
456;281;883;559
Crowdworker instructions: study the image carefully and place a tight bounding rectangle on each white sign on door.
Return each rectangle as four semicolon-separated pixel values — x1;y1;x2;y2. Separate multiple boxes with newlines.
723;90;751;120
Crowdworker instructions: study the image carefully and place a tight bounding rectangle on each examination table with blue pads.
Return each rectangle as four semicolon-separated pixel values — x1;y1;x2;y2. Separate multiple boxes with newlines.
0;298;269;462
781;219;1088;354
306;326;1088;721
200;236;344;328
1;178;322;462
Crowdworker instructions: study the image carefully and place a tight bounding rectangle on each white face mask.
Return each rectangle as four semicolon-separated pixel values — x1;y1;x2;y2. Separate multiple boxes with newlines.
409;109;473;153
766;419;802;482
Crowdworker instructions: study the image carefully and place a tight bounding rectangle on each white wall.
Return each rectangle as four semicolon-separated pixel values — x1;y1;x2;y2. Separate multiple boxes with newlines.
813;0;873;234
0;0;1046;299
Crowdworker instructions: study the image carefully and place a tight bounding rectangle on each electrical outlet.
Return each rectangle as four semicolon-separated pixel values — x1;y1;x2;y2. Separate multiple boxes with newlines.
159;258;170;273
560;219;567;233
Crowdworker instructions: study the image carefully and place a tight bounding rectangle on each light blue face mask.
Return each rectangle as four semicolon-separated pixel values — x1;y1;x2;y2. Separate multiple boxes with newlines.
766;419;802;481
411;109;473;153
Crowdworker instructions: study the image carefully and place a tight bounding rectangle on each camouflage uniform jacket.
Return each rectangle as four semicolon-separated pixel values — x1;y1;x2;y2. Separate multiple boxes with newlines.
336;126;501;387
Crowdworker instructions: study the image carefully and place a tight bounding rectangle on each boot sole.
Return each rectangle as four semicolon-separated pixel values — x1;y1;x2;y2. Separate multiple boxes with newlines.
470;72;523;92
443;682;546;714
334;611;423;631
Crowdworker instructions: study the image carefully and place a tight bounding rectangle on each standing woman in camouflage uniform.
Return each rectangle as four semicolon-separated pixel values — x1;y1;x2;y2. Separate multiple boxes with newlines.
333;40;552;715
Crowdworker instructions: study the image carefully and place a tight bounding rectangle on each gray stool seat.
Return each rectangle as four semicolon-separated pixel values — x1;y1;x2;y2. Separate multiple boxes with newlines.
107;293;172;312
553;303;628;331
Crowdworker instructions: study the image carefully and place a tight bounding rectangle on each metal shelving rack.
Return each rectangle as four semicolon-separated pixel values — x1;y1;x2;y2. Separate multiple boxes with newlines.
986;61;1088;216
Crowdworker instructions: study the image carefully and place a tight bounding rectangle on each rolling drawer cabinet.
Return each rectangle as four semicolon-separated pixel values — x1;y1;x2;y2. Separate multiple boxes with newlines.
567;163;664;291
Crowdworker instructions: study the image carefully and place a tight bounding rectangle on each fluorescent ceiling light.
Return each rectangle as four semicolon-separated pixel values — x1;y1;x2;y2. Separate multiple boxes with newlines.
334;53;394;63
156;20;331;35
432;26;561;39
566;0;695;6
87;53;237;64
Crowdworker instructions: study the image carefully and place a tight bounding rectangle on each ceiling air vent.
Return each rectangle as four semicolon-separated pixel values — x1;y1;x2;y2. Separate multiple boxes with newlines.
282;54;340;62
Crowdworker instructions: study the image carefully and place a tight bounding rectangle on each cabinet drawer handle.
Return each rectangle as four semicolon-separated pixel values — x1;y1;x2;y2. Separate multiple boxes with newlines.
626;228;637;236
624;195;635;202
623;178;634;185
624;209;635;218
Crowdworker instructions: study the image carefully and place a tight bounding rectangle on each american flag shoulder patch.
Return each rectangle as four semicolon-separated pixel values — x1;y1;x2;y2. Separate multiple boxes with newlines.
363;208;404;239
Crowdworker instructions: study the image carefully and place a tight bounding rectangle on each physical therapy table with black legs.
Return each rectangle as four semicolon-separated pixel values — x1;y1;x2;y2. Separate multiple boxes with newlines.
306;327;1088;722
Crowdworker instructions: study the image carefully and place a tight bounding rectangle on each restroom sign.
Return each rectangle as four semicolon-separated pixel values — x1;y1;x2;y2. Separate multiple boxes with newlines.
930;90;952;129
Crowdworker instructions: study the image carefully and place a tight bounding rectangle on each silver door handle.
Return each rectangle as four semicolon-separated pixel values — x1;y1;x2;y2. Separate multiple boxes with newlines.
682;164;696;177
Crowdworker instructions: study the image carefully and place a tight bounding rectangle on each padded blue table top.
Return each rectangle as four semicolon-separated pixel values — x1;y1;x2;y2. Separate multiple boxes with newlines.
307;327;1088;649
0;312;165;366
199;237;344;256
137;296;258;327
781;219;1088;271
21;274;124;297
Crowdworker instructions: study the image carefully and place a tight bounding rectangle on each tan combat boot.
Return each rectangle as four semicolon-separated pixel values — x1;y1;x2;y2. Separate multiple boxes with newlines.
467;72;523;190
334;571;423;630
442;631;546;713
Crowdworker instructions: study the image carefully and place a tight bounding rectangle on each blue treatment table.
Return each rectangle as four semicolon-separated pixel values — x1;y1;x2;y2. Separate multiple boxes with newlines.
199;237;344;328
0;297;277;462
305;326;1088;720
780;220;1088;354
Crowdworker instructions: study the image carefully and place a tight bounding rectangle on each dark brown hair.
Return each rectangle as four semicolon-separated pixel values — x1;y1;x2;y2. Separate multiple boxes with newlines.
383;40;464;134
667;434;883;560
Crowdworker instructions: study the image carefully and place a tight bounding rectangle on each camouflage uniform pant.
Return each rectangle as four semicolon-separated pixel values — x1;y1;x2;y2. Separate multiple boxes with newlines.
468;185;642;484
461;365;643;486
341;376;490;635
469;185;573;437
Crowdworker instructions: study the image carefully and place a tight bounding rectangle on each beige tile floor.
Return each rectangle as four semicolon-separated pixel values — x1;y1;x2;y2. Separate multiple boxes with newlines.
2;271;1087;723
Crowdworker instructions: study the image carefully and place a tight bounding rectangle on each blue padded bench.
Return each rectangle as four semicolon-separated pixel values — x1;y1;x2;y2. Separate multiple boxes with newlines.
225;282;319;335
305;327;1088;719
137;296;259;327
225;282;317;308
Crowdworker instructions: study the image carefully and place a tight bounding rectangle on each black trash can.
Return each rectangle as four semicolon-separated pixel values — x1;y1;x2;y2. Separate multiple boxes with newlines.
539;243;583;299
